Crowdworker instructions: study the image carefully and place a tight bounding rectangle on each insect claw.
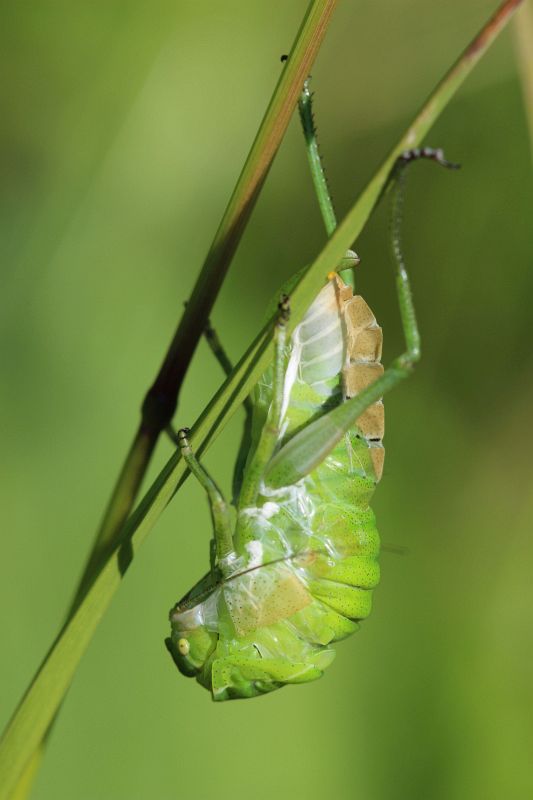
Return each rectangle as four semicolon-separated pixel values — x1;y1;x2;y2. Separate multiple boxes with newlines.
177;427;192;452
277;294;291;324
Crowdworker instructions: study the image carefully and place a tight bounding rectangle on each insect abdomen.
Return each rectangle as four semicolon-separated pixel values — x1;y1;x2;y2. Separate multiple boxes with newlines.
168;276;384;700
276;275;383;638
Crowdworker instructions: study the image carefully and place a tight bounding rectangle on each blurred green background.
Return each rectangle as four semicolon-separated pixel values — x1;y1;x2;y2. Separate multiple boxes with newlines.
1;2;532;798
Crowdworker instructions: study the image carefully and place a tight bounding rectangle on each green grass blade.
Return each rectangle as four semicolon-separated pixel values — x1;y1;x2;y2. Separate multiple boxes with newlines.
0;1;521;797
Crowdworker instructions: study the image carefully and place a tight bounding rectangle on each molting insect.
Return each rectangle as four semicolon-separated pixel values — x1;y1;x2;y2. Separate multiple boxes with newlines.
166;79;458;701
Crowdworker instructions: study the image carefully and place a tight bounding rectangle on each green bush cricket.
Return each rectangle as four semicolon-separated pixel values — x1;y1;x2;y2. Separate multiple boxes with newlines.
166;78;459;701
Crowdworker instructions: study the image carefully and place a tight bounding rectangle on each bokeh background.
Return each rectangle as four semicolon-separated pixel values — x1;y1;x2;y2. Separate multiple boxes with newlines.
1;2;532;798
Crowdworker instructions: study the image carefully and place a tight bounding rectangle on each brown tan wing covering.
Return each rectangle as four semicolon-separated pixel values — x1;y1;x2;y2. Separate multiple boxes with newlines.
335;277;385;481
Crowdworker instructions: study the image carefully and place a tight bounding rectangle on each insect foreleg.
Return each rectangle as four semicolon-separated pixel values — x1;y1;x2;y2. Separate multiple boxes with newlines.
177;428;235;567
237;297;290;510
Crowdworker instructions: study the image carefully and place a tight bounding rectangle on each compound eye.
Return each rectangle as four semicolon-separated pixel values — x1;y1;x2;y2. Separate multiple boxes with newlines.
177;638;190;656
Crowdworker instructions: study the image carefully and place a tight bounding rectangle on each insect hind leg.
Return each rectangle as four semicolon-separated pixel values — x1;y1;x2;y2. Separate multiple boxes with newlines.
298;76;361;286
386;148;459;371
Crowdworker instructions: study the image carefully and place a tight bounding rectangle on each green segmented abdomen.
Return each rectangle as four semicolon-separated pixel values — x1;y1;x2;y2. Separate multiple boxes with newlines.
168;275;385;700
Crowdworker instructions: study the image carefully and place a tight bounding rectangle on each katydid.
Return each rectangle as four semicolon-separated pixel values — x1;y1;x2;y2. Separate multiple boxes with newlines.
166;80;458;701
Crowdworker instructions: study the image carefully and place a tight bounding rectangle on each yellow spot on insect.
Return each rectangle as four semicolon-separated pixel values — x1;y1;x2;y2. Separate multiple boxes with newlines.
327;271;337;281
178;638;190;656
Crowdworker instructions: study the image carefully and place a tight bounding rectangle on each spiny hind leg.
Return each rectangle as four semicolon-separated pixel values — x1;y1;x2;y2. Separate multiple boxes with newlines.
297;75;360;284
385;147;459;370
